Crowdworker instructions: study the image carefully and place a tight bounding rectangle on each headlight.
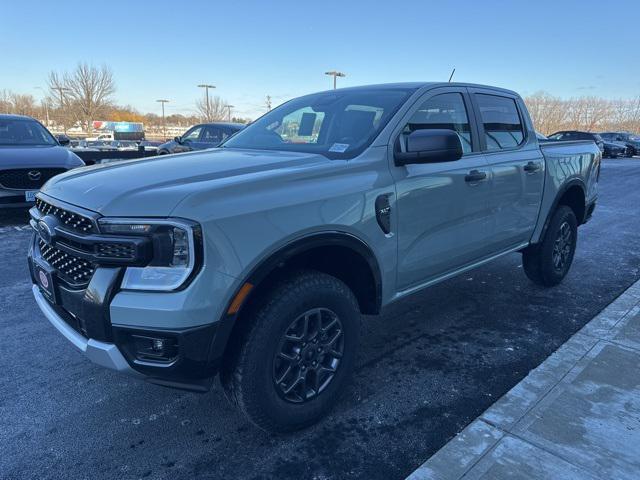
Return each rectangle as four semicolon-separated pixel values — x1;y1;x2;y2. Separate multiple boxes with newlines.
98;218;202;291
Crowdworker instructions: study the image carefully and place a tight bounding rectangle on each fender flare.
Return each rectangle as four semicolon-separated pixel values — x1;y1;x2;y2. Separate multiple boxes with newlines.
207;231;382;365
536;178;587;244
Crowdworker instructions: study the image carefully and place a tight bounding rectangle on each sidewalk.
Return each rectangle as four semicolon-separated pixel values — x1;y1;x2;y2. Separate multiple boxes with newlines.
407;279;640;480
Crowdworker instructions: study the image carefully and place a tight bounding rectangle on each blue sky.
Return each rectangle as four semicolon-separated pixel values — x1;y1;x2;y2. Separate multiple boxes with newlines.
3;0;639;119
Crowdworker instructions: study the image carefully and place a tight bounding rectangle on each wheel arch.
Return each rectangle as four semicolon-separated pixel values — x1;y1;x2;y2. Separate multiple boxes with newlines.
209;231;383;366
538;179;587;243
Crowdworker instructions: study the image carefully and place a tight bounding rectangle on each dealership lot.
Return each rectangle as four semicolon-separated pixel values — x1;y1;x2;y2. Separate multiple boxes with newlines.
1;158;639;480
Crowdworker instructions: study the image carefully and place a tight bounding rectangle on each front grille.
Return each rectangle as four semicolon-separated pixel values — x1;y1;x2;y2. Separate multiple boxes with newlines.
35;197;94;233
97;242;136;259
39;239;95;285
0;168;66;189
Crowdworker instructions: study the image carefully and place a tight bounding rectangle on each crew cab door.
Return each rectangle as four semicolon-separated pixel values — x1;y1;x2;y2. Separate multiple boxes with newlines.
390;87;494;291
468;89;544;251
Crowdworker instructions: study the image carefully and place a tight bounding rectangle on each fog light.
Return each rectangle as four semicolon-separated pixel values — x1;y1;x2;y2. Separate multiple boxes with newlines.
131;335;178;363
152;338;165;352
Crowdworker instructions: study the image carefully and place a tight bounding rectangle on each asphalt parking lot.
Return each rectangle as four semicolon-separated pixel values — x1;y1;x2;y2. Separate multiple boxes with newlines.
1;158;639;480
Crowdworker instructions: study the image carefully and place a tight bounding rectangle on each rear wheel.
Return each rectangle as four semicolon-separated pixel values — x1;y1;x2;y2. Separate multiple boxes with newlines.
221;270;360;432
522;205;577;287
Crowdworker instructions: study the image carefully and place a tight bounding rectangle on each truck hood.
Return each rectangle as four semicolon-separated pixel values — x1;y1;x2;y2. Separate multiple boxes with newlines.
42;148;329;216
0;145;84;169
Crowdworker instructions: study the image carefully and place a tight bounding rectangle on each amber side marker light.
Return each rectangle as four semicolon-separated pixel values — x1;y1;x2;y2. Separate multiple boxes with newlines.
227;283;254;315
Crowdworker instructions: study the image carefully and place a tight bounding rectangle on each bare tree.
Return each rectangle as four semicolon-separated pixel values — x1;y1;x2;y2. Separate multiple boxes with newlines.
524;92;640;135
0;89;42;118
195;94;227;122
48;63;116;132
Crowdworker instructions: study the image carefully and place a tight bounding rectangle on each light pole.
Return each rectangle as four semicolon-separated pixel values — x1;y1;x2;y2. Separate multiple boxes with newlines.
197;84;216;120
34;87;50;126
225;104;234;122
51;86;71;133
324;71;346;89
156;99;169;139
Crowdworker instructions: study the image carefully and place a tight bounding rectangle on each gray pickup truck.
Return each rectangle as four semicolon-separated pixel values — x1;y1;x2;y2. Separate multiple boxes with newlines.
28;82;600;432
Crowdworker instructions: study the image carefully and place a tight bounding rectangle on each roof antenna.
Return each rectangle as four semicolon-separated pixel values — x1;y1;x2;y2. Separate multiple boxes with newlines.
448;68;456;83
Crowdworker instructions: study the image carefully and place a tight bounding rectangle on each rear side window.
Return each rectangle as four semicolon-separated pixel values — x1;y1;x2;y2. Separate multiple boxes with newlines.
476;94;524;151
403;92;473;153
202;126;226;143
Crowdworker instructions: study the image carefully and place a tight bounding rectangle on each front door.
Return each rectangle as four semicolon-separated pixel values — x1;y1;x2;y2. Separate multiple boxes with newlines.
391;88;494;291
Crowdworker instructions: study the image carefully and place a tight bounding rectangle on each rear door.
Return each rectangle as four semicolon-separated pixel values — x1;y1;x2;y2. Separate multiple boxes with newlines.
469;89;544;251
391;87;495;291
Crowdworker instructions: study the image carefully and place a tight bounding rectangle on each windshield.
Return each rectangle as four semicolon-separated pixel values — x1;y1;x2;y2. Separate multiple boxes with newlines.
222;88;415;159
0;118;57;146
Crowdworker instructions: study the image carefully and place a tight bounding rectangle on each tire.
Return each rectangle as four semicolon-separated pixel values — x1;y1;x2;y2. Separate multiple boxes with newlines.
221;270;361;432
522;205;578;287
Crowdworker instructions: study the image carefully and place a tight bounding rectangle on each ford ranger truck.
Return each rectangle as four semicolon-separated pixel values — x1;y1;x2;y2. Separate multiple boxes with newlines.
28;83;600;432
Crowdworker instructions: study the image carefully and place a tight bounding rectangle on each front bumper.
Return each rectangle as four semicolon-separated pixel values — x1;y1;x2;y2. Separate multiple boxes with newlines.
32;284;139;375
0;188;35;208
29;237;223;391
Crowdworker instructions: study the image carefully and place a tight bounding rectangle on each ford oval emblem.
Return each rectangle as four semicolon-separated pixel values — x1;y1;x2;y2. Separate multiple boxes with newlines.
39;270;49;289
38;219;53;244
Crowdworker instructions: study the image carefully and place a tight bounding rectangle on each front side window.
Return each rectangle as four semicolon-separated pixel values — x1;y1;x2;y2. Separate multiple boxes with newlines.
0;119;57;146
182;126;202;142
476;94;525;151
402;92;473;153
222;88;415;159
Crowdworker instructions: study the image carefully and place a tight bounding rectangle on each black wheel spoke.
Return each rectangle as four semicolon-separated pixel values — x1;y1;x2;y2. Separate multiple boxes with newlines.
283;373;305;395
328;348;343;359
275;364;293;385
284;334;303;343
323;329;342;347
278;351;297;362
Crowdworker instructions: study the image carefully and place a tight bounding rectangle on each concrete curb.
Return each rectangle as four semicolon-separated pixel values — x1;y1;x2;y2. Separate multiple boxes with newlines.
407;278;640;480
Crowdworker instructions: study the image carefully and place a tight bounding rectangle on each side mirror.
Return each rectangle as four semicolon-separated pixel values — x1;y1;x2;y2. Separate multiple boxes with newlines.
394;129;463;166
57;134;71;146
174;136;182;144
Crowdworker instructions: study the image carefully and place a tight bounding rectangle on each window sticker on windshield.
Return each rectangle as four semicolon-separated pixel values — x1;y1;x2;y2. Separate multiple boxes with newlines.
329;143;349;153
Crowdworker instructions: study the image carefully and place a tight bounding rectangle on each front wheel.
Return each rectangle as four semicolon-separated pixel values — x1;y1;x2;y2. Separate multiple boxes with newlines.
522;205;578;287
221;270;360;432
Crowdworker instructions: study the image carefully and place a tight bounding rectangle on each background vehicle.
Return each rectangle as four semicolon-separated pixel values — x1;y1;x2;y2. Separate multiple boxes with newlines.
535;131;549;141
138;140;161;152
29;83;600;432
108;140;139;151
547;130;604;153
601;139;628;158
157;122;244;154
0;114;84;208
85;132;114;141
600;132;639;157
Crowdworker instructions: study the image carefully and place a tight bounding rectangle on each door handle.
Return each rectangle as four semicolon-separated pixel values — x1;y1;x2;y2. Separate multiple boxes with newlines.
465;170;487;183
524;161;541;173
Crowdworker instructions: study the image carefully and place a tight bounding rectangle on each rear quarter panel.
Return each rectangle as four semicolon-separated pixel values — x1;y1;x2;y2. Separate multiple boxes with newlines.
531;140;601;243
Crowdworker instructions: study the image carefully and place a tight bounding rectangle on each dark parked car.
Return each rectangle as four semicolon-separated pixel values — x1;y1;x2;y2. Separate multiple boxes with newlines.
0;114;84;208
547;130;604;154
600;132;639;157
157;122;244;155
601;139;628;158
